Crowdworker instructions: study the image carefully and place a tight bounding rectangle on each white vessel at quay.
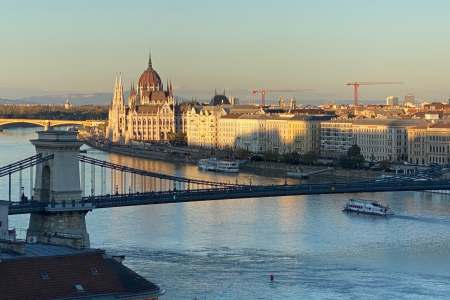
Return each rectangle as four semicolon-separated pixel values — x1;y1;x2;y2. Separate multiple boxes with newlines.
198;158;239;173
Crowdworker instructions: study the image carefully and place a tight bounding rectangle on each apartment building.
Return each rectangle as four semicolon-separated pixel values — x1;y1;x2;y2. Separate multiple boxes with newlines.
408;123;450;165
352;119;427;162
217;114;326;154
320;120;354;158
320;119;427;161
185;106;226;148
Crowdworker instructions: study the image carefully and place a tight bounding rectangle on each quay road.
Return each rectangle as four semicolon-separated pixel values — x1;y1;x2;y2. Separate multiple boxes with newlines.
8;179;450;214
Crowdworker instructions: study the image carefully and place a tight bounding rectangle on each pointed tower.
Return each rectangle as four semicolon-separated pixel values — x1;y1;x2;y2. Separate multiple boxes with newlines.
112;75;118;105
148;50;152;69
129;82;138;110
117;73;124;107
107;74;126;143
130;81;137;97
112;74;124;107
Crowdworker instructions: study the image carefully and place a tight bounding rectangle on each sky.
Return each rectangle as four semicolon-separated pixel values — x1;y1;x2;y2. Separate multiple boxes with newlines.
1;0;450;103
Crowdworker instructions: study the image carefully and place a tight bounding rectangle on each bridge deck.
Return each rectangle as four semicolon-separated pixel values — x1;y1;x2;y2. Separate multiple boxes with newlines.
8;179;450;215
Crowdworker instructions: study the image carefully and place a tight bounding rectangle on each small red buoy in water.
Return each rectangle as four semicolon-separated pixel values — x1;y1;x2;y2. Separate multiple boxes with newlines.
270;274;274;282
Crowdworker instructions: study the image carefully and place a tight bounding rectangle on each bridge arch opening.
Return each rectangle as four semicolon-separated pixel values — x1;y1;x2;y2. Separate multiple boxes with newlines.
0;122;45;129
0;120;85;129
41;165;51;201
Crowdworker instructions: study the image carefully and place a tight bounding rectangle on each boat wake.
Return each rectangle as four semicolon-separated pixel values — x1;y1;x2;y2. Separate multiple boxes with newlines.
391;214;450;226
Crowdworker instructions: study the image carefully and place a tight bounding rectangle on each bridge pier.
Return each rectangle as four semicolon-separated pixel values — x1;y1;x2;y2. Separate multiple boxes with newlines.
27;130;90;248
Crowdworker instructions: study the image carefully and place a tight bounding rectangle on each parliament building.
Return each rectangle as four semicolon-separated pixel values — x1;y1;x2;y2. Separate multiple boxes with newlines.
107;54;181;143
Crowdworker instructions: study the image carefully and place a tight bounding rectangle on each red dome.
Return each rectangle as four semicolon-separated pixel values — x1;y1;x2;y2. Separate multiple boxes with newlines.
138;66;162;90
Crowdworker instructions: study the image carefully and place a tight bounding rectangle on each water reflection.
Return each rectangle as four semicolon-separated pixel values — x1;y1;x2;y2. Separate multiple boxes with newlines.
4;128;450;299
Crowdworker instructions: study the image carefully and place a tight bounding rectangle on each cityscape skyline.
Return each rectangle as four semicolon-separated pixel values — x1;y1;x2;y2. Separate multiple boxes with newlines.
3;2;450;300
2;0;450;102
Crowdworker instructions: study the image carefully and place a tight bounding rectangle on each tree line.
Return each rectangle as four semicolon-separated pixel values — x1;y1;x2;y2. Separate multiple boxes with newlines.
0;105;108;120
246;144;371;170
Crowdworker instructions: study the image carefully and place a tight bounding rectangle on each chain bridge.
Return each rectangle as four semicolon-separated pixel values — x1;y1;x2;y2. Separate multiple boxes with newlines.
2;129;450;248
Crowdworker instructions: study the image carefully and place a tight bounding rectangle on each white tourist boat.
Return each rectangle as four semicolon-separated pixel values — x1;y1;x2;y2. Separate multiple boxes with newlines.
198;158;239;173
343;199;394;216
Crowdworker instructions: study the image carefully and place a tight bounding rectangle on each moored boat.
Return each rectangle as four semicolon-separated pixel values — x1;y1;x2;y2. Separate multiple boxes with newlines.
343;199;393;216
198;158;239;173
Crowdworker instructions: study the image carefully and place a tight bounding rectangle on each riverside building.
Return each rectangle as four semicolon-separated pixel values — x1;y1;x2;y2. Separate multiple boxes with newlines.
107;54;178;143
352;119;427;162
320;120;354;158
319;119;428;162
185;92;261;149
217;114;327;154
407;123;450;165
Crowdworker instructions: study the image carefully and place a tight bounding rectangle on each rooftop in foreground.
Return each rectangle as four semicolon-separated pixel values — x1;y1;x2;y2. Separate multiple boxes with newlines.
0;242;163;300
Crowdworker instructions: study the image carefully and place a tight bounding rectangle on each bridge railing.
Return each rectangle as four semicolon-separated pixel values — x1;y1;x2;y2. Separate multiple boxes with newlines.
7;177;450;214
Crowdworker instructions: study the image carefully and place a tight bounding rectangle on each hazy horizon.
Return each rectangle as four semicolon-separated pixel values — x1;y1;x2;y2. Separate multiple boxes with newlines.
2;0;450;102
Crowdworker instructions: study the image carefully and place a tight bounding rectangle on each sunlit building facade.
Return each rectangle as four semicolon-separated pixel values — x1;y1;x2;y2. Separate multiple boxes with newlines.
186;105;227;148
320;119;428;162
185;94;261;149
107;55;177;143
217;114;324;154
320;120;354;158
407;124;450;165
352;119;426;162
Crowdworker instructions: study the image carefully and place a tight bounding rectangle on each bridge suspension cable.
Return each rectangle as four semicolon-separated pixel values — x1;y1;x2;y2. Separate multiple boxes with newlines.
0;153;54;202
78;155;243;187
0;154;54;178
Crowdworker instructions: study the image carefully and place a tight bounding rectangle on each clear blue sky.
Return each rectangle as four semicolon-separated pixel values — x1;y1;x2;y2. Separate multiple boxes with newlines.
1;0;450;102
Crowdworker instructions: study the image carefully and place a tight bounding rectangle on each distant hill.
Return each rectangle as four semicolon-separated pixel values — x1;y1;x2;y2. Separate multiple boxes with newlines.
0;98;19;104
1;92;194;106
17;93;113;105
0;97;31;104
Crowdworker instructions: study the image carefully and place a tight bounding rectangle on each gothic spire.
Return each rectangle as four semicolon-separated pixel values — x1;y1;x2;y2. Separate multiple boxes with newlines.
113;73;124;106
112;74;118;104
118;73;123;95
148;50;152;69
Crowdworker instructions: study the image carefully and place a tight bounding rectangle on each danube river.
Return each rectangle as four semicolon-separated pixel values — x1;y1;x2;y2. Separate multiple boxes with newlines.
3;128;450;299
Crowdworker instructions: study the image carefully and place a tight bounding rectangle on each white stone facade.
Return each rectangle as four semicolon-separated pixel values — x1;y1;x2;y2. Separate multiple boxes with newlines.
217;114;323;154
107;57;178;144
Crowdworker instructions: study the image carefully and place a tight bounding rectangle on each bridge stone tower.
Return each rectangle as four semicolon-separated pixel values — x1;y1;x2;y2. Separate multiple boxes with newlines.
27;129;90;248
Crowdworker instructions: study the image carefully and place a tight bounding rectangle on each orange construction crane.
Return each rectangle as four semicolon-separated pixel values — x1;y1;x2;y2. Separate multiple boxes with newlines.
345;82;402;106
252;88;312;106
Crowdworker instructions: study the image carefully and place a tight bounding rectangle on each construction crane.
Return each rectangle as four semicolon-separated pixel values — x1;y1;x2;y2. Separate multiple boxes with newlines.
345;82;403;106
252;88;312;106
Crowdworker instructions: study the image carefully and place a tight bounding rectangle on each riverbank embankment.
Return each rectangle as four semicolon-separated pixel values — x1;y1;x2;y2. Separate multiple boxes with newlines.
82;138;383;182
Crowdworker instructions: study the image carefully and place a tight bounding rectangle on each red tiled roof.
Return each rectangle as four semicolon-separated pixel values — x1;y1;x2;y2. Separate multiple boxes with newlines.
141;90;169;102
138;67;162;90
0;252;161;300
136;105;162;114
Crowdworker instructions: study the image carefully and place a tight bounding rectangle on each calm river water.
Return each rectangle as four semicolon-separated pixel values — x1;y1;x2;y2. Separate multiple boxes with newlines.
3;128;450;299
